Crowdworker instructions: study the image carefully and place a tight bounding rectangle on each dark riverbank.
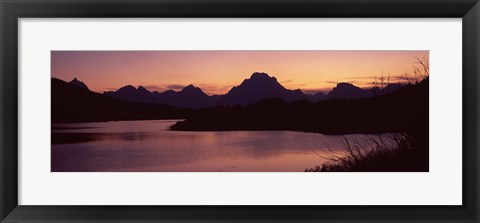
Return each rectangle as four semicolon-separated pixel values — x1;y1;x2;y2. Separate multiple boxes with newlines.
305;130;429;172
170;78;428;135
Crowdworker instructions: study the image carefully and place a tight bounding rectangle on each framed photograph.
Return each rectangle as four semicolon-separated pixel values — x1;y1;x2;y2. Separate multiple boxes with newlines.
1;0;479;222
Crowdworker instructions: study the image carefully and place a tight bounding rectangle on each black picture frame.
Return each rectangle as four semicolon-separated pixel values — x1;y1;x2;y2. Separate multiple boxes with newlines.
1;0;479;222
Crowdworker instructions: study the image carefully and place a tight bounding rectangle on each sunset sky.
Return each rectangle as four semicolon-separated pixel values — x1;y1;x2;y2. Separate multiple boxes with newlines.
51;50;429;95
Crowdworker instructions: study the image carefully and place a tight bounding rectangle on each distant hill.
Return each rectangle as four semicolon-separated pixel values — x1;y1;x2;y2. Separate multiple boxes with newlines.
52;78;191;123
218;72;306;105
308;91;327;102
104;85;154;103
69;77;90;90
326;82;404;99
104;83;214;109
160;85;214;109
326;82;373;99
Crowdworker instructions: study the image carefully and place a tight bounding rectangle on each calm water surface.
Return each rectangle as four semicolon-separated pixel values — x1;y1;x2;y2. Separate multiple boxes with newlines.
52;120;382;172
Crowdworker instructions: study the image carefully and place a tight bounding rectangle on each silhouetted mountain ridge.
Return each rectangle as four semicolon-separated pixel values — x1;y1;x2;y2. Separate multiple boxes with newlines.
69;72;406;109
52;78;191;123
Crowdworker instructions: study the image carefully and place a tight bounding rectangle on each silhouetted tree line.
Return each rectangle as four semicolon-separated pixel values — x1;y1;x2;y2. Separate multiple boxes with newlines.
171;78;428;136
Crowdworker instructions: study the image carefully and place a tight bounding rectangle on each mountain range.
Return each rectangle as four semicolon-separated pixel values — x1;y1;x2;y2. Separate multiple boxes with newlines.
52;78;191;123
71;72;404;109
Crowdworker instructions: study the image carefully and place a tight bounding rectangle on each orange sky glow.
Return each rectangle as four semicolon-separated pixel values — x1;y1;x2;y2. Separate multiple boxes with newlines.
51;50;429;95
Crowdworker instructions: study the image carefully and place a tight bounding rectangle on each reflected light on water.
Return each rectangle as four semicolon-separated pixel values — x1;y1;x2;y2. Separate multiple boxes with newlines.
52;120;386;172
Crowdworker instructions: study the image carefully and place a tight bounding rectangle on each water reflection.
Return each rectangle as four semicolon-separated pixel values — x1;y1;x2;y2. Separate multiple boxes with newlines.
52;120;382;172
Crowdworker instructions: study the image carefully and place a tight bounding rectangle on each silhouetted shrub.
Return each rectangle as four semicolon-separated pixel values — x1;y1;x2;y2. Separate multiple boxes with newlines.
305;132;427;172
